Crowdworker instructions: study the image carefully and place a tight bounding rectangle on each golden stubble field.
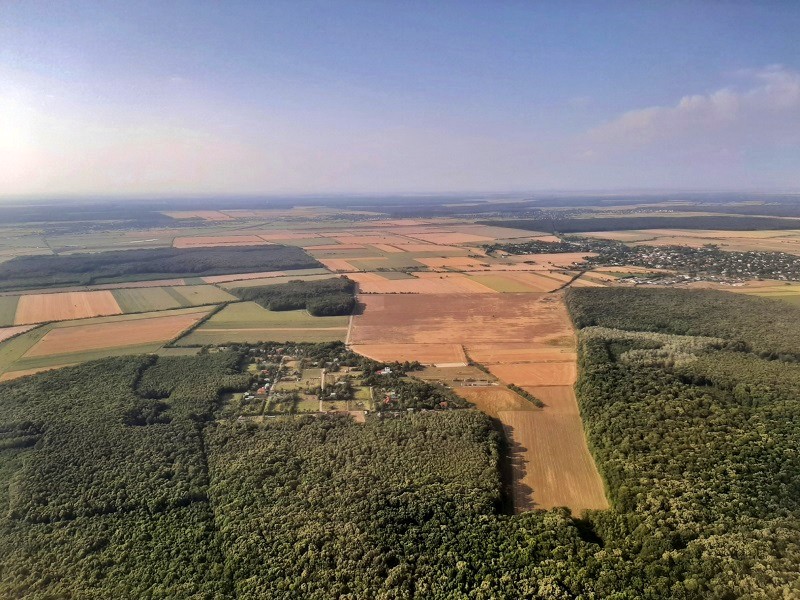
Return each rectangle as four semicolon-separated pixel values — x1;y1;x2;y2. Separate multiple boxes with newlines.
14;291;123;325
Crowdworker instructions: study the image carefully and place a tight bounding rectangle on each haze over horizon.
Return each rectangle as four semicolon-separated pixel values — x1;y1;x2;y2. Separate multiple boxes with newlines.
2;1;799;197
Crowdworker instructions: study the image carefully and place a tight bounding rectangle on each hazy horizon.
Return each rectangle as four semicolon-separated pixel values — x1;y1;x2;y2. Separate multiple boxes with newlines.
2;1;799;197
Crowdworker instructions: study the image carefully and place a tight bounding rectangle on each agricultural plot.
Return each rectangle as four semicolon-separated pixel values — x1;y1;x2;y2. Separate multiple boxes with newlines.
112;287;186;312
169;285;237;305
14;291;122;325
453;387;536;418
487;362;577;386
350;293;573;346
173;235;272;248
202;267;330;284
0;324;37;344
351;343;467;365
23;309;210;358
347;272;494;294
176;301;348;345
500;406;609;513
0;296;19;326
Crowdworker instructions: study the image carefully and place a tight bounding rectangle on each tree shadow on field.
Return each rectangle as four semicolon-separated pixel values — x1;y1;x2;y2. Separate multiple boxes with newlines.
493;419;534;514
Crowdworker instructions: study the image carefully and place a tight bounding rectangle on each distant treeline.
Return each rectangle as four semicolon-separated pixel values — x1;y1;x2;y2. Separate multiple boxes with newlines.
566;287;800;360
230;277;356;316
480;215;800;233
0;246;321;291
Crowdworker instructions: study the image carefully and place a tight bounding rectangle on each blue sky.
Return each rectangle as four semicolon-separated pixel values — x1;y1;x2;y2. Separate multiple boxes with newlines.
1;1;799;196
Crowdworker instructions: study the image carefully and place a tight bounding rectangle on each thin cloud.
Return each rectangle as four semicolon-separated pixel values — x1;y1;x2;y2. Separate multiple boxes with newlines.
586;65;800;149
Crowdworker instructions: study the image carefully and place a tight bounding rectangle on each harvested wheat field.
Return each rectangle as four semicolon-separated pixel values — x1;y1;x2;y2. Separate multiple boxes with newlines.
415;256;490;270
350;293;573;346
15;291;123;325
0;363;76;382
24;310;208;358
454;386;536;418
162;210;233;221
488;362;577;386
522;386;580;412
348;272;494;294
318;258;358;272
407;232;494;244
467;344;576;364
0;324;37;343
501;408;609;513
506;252;597;268
350;343;467;365
173;235;271;248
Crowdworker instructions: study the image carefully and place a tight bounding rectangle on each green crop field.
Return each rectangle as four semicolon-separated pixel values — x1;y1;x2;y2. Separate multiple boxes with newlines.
375;271;416;280
112;287;185;312
190;301;348;329
169;284;237;305
175;302;348;345
0;296;20;326
179;327;346;345
219;273;336;289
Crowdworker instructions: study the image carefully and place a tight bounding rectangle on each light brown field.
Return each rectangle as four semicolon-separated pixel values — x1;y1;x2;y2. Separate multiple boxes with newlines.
388;243;463;253
350;293;572;346
453;387;535;418
0;324;37;343
317;258;358;272
348;272;495;294
413;365;496;386
0;364;77;382
505;252;597;267
467;344;576;364
201;270;289;283
488;362;577;386
172;235;271;248
24;311;207;357
332;234;416;245
307;244;367;250
350;343;467;365
256;232;324;241
162;210;233;221
349;288;606;513
415;256;490;270
500;407;609;513
15;291;123;325
369;244;405;253
406;232;494;245
466;271;568;292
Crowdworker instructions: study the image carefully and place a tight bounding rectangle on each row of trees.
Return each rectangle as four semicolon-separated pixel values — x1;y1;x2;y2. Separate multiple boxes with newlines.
231;277;356;316
0;245;320;290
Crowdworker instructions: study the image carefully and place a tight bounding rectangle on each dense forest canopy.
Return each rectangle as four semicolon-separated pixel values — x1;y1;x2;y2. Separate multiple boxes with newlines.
231;277;356;316
0;246;321;291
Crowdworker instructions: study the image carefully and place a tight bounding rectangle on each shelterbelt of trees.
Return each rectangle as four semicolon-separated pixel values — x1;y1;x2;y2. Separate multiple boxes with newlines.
482;214;800;233
231;277;356;316
0;245;320;291
0;289;798;597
